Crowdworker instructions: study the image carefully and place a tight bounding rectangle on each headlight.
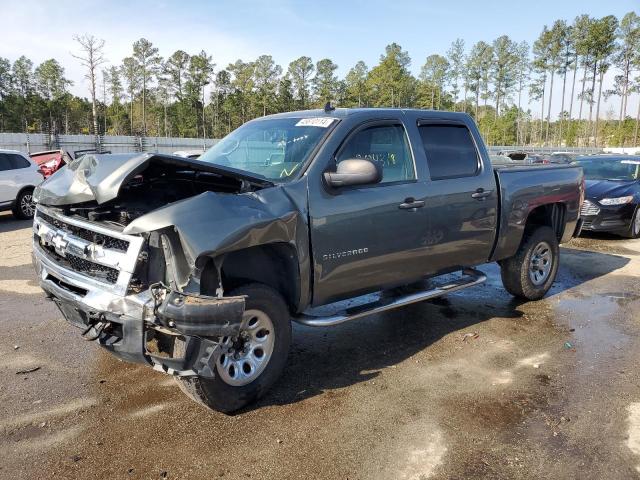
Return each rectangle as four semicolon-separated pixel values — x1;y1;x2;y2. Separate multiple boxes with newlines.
599;196;634;206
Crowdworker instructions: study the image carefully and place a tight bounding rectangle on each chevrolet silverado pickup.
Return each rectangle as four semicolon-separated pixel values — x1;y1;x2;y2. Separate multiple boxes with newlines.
32;108;584;413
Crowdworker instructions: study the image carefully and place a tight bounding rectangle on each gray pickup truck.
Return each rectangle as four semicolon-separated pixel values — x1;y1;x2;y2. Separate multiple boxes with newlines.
32;108;584;412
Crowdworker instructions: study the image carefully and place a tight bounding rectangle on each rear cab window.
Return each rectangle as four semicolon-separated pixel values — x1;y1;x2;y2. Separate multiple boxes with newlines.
418;124;480;180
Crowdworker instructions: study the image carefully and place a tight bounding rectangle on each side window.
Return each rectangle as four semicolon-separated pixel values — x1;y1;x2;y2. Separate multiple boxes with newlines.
337;124;415;183
0;154;12;172
9;154;30;169
419;124;479;180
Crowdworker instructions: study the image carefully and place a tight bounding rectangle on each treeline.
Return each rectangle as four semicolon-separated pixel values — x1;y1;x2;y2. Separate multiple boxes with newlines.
0;11;639;147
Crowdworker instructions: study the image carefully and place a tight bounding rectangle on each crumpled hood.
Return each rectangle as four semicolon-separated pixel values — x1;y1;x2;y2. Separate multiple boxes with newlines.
34;152;272;206
123;189;301;267
585;179;639;201
32;151;308;289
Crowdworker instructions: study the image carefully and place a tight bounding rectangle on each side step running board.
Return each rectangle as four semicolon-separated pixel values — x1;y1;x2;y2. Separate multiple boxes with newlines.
294;268;486;327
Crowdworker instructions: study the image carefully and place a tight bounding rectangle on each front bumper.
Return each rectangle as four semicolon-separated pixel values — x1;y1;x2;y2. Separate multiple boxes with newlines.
33;241;151;364
580;202;636;234
32;208;245;377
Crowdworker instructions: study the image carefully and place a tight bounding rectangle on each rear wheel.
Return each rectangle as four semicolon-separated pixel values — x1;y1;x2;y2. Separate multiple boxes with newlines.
175;283;291;414
500;226;559;300
12;188;35;219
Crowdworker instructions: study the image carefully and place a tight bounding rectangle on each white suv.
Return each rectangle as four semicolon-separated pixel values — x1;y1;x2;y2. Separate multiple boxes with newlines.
0;150;43;219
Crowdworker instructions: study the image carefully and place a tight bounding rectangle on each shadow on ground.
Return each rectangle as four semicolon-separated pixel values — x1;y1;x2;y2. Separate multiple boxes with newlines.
578;231;627;241
247;246;630;412
0;212;31;233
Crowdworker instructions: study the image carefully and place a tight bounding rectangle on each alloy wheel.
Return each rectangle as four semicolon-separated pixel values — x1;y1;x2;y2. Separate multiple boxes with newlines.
216;309;275;386
20;193;35;217
529;241;553;286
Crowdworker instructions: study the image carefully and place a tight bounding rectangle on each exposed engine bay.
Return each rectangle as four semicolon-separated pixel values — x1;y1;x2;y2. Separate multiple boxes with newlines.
44;155;270;227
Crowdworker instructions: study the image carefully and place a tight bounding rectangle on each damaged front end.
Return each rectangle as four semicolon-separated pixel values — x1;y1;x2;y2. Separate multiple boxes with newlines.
32;204;246;378
31;153;289;378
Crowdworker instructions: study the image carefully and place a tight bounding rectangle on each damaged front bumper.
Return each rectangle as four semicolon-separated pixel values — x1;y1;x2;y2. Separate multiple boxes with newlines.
32;208;245;378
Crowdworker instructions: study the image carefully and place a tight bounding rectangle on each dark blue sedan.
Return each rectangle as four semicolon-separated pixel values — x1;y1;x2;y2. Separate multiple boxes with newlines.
577;155;640;238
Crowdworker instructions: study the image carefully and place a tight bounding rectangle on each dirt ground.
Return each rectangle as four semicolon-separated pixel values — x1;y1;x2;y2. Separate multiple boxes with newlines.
2;211;640;480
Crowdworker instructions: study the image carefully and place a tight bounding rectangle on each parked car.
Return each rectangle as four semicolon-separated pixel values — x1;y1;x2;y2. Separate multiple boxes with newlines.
30;149;112;178
577;155;640;238
489;154;514;165
528;153;549;164
0;149;43;219
496;151;542;164
173;149;204;159
32;108;583;413
505;151;531;162
549;152;579;164
30;149;72;177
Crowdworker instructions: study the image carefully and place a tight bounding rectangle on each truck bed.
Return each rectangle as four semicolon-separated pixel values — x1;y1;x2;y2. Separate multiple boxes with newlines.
490;163;584;262
493;163;577;172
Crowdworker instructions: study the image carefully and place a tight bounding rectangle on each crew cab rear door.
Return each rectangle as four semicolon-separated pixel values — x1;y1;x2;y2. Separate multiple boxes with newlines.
308;118;430;305
416;119;498;272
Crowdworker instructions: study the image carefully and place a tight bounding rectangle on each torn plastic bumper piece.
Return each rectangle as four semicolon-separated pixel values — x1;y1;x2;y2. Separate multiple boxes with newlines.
154;289;246;337
149;336;222;379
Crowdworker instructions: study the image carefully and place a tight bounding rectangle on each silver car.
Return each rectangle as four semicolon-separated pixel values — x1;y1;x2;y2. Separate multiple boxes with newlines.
0;149;43;219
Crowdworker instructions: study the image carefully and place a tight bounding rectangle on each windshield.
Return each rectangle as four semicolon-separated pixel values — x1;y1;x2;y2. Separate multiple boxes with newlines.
578;158;640;181
198;117;336;182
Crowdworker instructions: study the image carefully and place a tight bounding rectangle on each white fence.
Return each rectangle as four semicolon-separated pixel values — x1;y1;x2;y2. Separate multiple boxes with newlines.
0;133;219;155
2;133;635;158
486;145;605;155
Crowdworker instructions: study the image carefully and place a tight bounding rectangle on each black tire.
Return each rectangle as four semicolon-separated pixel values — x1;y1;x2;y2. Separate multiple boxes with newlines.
500;226;559;301
175;283;291;414
621;207;640;239
12;188;35;220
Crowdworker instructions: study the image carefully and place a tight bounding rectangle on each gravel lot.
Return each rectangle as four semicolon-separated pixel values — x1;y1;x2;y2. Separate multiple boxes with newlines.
2;211;640;479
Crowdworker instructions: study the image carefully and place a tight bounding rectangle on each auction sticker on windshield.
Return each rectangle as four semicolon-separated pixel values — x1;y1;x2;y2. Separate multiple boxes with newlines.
295;118;336;128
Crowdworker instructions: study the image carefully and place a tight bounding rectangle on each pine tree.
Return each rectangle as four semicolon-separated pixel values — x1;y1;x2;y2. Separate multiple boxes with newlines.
287;56;314;109
132;38;161;134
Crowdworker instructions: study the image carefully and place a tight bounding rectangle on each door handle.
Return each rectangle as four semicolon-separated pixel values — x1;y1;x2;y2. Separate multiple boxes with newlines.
398;198;425;210
471;188;493;200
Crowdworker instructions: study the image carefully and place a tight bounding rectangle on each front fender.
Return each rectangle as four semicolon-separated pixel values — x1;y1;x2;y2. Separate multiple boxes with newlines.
123;184;312;309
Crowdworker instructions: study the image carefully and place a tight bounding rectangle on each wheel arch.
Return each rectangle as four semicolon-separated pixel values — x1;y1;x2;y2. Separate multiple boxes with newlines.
493;201;567;262
199;242;302;314
524;203;566;241
16;184;36;200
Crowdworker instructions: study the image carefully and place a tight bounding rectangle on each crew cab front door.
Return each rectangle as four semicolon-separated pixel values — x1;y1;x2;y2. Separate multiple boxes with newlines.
308;121;429;305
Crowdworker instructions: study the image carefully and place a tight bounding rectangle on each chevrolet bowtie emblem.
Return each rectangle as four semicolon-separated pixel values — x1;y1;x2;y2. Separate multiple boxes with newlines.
51;232;69;257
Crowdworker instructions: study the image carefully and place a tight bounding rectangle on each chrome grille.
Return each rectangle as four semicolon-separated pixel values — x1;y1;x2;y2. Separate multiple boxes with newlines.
33;206;144;296
37;235;120;284
37;211;129;252
580;200;600;216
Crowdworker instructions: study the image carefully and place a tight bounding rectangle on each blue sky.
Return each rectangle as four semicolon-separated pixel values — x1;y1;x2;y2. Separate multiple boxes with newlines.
0;0;637;118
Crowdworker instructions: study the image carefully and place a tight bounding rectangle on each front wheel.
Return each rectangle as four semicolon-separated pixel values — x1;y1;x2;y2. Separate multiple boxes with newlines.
13;188;35;219
175;283;291;414
500;226;559;300
622;207;640;239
